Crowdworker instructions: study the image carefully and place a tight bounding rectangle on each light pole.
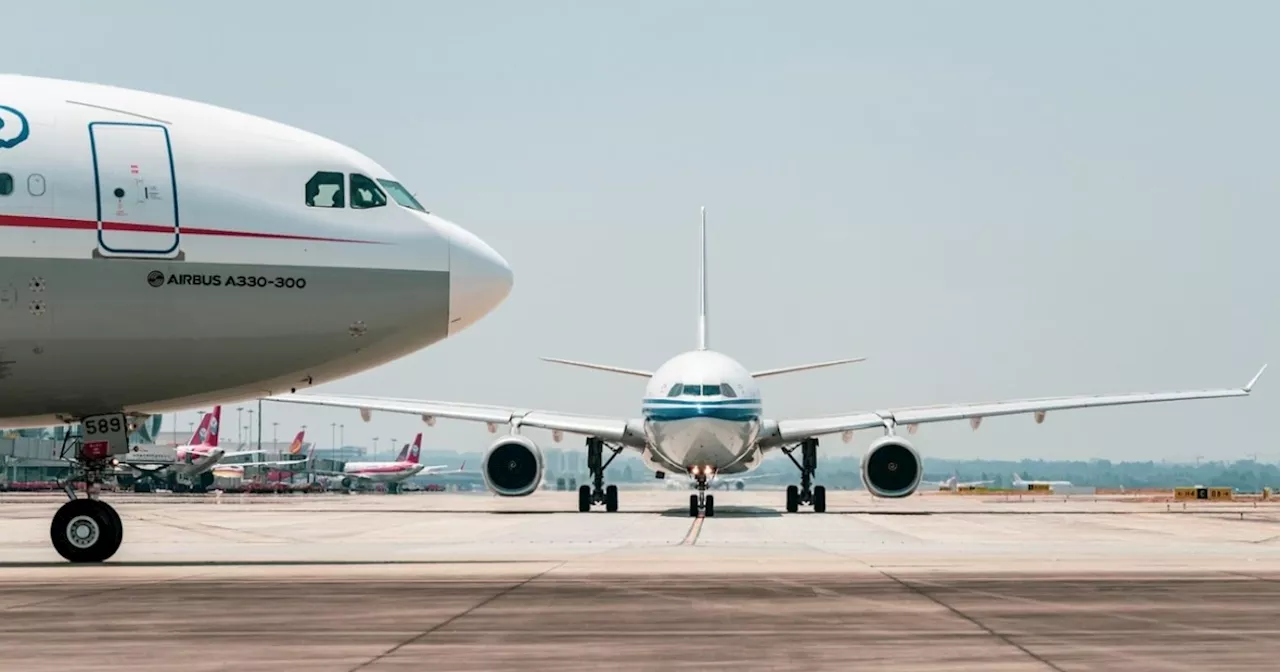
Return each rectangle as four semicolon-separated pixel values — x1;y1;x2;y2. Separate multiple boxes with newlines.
390;438;398;462
372;437;379;461
247;409;255;450
236;407;244;444
272;422;279;448
339;424;345;457
330;423;336;459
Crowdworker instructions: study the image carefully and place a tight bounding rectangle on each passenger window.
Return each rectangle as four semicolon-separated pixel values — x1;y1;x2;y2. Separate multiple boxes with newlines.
720;384;737;398
350;174;388;210
667;384;684;398
305;171;344;208
0;173;12;196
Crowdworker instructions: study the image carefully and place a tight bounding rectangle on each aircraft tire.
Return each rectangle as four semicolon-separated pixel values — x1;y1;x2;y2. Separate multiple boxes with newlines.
578;485;591;512
813;485;827;513
689;494;699;518
705;495;715;517
605;485;618;512
50;499;122;563
785;485;799;513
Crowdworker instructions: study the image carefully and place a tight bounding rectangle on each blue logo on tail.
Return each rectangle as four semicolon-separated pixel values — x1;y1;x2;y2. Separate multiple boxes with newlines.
0;106;30;149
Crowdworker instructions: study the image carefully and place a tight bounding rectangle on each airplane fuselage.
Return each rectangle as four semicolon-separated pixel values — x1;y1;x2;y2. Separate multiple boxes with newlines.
0;75;512;429
638;350;765;477
342;462;426;483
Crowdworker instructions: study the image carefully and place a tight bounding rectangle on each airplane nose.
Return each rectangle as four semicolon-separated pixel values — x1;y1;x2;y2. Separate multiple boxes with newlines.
447;226;513;336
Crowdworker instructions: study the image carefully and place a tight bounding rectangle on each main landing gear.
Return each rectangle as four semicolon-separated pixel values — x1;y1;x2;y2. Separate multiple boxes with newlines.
782;438;826;513
51;432;123;563
689;466;715;518
578;437;622;512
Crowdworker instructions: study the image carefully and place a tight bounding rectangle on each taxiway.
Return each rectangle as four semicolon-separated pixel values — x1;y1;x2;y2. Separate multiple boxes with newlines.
3;489;1280;671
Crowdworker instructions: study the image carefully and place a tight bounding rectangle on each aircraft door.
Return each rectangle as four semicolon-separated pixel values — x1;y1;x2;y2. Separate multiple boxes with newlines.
89;122;180;257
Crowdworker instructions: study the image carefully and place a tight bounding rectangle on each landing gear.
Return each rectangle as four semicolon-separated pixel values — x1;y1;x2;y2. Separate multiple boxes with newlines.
689;470;716;517
51;499;121;563
578;437;623;512
782;438;826;513
51;427;124;563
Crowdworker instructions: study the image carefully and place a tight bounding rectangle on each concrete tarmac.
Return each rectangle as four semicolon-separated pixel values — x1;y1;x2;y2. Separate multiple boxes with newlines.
4;489;1280;671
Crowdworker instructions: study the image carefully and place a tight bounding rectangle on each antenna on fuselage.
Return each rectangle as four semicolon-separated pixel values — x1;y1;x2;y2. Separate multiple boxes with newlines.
698;206;708;351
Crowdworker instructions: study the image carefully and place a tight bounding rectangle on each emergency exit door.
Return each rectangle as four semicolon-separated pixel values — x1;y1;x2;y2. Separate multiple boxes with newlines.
90;122;180;256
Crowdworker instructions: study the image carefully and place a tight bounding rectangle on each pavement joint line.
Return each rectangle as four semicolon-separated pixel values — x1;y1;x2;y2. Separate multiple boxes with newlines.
345;561;565;672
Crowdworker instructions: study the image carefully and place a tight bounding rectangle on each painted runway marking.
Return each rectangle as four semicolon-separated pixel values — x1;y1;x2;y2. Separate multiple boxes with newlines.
681;516;705;545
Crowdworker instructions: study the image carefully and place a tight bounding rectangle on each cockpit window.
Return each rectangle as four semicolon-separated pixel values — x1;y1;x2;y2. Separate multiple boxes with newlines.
305;171;344;208
0;173;12;196
350;174;388;210
720;383;737;398
377;179;427;212
667;384;684;398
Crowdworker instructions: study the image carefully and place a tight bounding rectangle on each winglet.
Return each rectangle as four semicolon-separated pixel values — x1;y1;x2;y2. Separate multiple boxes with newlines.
1245;364;1268;393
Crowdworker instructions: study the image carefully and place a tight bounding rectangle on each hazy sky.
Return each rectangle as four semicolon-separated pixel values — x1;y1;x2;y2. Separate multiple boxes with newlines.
6;1;1275;462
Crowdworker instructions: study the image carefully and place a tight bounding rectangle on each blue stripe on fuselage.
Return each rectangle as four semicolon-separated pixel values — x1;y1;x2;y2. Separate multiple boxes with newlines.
642;397;762;422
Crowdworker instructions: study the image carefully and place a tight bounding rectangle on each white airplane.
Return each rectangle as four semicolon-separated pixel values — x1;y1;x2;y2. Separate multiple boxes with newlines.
923;475;995;491
271;207;1265;518
0;75;513;563
1011;473;1073;490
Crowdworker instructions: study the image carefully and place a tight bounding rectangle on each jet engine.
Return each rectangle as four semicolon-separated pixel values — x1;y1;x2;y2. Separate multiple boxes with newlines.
860;435;923;498
482;434;544;497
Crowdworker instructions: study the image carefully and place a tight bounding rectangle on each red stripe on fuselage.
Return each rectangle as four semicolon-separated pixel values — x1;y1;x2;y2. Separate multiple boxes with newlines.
0;213;383;245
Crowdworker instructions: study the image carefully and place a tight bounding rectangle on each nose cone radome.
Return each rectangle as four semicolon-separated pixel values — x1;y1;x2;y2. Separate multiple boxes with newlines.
447;226;513;336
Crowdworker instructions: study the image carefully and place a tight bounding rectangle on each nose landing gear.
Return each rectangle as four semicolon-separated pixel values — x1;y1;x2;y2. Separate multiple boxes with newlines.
578;437;623;512
688;468;716;518
782;438;826;513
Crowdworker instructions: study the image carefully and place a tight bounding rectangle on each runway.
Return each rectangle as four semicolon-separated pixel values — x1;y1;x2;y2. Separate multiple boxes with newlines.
4;489;1280;671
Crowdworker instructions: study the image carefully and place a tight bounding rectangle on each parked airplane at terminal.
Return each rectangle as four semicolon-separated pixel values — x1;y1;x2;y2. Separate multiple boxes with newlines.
0;74;513;562
270;207;1267;518
122;407;307;491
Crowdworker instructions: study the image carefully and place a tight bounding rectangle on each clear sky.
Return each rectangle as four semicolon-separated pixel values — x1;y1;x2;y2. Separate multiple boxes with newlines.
6;1;1275;461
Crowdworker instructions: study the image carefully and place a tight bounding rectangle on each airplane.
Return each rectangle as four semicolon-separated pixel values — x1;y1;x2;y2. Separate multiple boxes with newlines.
207;428;312;481
923;475;995;491
1012;473;1073;490
270;207;1266;518
120;407;308;491
0;74;513;563
309;433;461;493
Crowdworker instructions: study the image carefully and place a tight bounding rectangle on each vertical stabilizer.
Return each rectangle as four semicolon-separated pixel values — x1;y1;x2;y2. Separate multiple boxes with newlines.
408;433;422;464
698;206;708;351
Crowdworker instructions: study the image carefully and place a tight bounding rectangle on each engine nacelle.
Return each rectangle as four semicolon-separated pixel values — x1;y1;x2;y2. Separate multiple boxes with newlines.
860;435;923;498
482;434;544;497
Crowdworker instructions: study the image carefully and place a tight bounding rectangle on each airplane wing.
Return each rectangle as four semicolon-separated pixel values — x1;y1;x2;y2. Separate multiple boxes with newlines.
767;365;1266;445
267;394;646;446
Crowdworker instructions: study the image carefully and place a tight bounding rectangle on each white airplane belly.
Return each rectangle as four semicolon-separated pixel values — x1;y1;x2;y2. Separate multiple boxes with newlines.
645;417;758;471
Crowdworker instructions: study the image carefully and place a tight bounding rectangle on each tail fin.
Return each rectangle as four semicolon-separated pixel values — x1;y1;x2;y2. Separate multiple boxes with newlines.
749;357;867;378
698;206;708;351
187;411;211;446
395;443;409;462
287;430;306;455
190;406;221;447
407;433;422;464
539;357;652;377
